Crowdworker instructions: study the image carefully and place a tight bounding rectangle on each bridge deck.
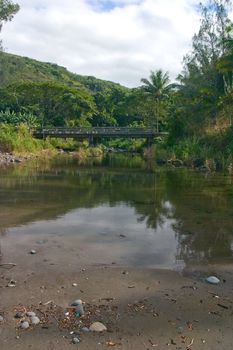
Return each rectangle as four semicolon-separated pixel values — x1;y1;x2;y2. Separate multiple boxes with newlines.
34;127;167;139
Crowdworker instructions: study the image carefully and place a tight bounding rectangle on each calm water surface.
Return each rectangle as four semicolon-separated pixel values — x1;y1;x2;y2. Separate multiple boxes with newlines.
0;154;233;269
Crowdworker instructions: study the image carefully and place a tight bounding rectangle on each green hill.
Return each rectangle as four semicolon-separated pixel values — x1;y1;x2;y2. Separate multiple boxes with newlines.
0;52;136;129
0;51;128;93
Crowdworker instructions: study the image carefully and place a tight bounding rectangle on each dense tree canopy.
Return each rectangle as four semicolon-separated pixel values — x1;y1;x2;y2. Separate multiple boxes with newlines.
0;81;96;127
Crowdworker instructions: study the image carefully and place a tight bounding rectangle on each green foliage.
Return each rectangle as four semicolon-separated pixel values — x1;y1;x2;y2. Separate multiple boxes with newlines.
0;109;38;127
140;70;173;130
106;138;145;152
0;0;19;23
0;123;46;153
0;81;96;127
1;1;233;163
0;0;19;50
0;52;129;93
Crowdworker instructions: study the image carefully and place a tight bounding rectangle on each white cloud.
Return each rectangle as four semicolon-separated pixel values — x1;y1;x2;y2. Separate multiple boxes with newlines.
1;0;201;87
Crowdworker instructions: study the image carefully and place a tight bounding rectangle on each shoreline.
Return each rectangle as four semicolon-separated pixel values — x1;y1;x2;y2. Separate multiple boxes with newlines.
0;233;233;350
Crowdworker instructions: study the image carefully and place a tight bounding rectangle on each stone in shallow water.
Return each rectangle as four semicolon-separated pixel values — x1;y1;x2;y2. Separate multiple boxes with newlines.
206;276;220;285
89;322;107;332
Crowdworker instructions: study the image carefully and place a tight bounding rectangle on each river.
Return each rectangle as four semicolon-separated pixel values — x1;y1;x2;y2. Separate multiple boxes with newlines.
0;153;233;271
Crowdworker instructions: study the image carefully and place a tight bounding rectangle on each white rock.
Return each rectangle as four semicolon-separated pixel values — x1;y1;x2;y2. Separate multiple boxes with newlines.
89;322;107;332
20;321;30;329
31;316;40;325
0;315;4;322
206;276;220;285
26;311;36;317
30;250;36;255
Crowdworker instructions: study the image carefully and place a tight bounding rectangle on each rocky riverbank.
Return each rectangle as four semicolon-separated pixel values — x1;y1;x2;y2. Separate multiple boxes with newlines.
0;152;32;166
156;157;233;173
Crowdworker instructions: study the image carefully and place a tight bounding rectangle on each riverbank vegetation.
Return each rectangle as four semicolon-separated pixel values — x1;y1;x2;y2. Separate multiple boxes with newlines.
1;0;233;170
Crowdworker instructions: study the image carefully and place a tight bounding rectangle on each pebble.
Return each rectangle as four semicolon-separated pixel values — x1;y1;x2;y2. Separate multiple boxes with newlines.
0;315;4;322
176;326;183;333
72;283;78;287
89;322;107;332
206;276;220;285
31;316;40;325
36;239;48;245
7;280;16;288
30;250;37;255
81;327;90;333
75;304;84;317
71;299;83;306
20;321;30;329
72;337;80;344
26;311;36;317
14;313;24;319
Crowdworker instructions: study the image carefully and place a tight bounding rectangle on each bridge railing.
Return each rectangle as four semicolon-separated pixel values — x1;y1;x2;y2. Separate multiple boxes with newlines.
34;127;157;136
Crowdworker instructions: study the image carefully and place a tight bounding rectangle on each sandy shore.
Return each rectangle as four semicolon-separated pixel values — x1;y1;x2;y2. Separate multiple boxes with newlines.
0;235;233;350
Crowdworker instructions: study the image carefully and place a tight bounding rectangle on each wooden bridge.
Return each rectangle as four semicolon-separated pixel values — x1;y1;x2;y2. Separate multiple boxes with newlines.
34;127;167;145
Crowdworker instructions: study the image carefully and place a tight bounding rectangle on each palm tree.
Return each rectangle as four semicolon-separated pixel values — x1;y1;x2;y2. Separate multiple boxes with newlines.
141;70;172;131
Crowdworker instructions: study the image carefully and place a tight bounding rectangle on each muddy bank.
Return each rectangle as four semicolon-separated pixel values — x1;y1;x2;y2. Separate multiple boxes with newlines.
0;241;233;350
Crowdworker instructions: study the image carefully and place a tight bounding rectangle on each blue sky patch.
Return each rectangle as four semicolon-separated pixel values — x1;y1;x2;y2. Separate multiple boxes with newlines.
88;0;141;12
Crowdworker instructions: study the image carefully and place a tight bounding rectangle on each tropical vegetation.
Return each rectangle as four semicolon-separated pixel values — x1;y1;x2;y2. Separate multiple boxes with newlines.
0;0;233;169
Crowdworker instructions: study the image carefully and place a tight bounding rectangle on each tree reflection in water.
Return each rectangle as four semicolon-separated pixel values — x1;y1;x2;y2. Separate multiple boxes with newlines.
0;154;232;266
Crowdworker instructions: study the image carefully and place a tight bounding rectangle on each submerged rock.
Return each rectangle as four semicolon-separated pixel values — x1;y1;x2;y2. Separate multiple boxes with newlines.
89;322;107;332
206;276;220;285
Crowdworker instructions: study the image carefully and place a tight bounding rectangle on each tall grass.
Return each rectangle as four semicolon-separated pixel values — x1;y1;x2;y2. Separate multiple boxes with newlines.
0;124;53;154
155;130;233;171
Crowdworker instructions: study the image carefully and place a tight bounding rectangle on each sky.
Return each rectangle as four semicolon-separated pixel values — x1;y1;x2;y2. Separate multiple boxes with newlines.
1;0;201;87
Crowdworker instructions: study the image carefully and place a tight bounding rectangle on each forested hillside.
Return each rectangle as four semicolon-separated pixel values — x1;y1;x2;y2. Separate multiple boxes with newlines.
0;51;128;93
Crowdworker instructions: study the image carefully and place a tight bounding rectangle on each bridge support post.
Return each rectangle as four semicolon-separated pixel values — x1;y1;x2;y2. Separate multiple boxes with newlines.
89;135;94;147
146;137;153;148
